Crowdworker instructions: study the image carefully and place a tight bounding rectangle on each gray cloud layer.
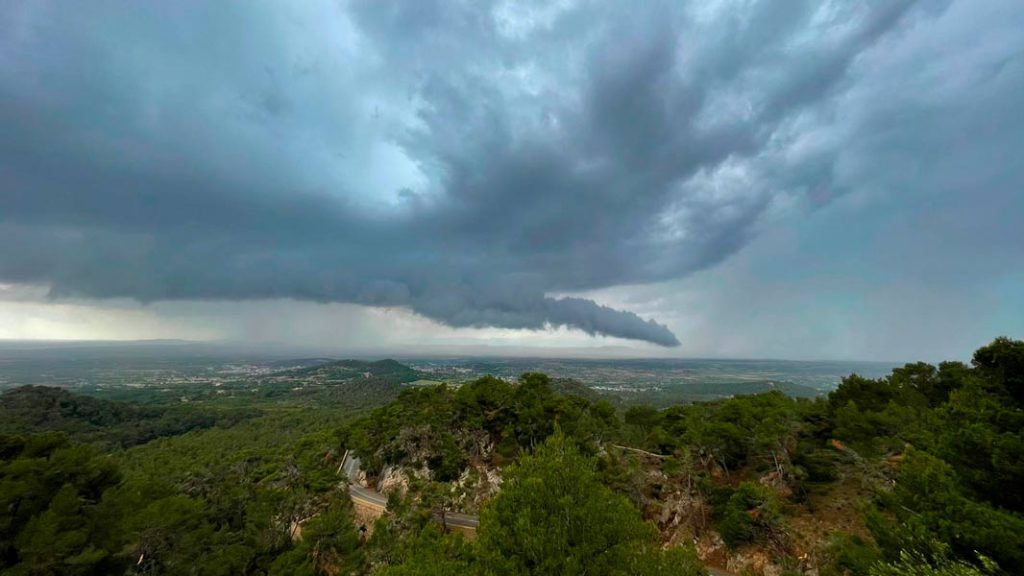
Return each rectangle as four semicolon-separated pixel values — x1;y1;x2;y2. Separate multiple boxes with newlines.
1;0;1021;347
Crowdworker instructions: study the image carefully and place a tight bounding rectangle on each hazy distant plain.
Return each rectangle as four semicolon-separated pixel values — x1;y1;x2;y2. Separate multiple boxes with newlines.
0;341;898;405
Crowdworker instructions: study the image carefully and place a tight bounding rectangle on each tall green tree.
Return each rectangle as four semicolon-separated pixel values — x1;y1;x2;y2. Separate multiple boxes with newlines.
268;498;364;576
870;551;998;576
971;336;1024;404
475;432;704;576
0;434;124;575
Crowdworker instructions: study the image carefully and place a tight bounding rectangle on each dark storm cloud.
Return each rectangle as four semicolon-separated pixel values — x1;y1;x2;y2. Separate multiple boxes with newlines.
1;0;1020;347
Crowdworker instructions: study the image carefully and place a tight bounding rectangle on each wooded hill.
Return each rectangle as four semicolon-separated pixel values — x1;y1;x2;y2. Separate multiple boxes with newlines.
0;385;258;448
1;338;1022;575
286;359;424;384
340;337;1024;576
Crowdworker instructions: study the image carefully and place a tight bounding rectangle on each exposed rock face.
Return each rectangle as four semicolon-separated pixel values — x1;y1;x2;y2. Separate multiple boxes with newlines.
694;532;729;569
375;464;429;497
728;548;784;576
659;489;711;546
757;470;794;499
468;431;495;461
482;466;502;489
394;425;436;464
288;520;303;541
449;465;503;513
376;465;407;496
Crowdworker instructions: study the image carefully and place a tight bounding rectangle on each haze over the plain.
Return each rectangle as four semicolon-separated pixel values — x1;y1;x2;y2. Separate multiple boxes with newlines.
1;0;1022;360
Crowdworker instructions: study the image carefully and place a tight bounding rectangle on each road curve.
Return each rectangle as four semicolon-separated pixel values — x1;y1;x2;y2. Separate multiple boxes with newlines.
348;483;388;509
348;483;481;529
339;451;732;574
442;511;480;529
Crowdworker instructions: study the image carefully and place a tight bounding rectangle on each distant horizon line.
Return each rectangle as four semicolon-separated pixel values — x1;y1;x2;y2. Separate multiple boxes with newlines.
0;337;909;365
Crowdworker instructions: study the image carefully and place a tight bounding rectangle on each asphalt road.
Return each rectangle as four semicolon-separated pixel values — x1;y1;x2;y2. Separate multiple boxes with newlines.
348;483;387;509
340;452;731;574
342;453;479;529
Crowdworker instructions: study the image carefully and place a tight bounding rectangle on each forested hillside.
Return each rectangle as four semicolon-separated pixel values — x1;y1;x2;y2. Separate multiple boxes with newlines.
288;359;424;384
0;385;258;447
1;339;1022;575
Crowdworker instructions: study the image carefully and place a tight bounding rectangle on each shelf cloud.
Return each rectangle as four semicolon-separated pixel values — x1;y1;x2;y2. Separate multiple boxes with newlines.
1;0;1022;348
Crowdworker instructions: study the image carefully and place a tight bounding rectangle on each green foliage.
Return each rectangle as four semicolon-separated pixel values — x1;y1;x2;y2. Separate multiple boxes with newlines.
639;391;804;471
716;482;786;549
791;439;838;483
934;376;1024;512
113;410;358;574
341;373;617;481
624;404;660;434
475;432;704;576
0;386;258;448
269;498;365;576
0;434;124;575
426;431;468;482
821;534;881;576
372;524;472;576
868;449;1024;574
870;551;999;576
625;545;706;576
826;337;1024;572
288;359;423;384
3;339;1023;576
830;375;898;414
971;336;1024;405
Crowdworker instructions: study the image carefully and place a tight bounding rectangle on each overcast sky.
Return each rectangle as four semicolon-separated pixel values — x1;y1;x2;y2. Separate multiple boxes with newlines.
1;0;1021;361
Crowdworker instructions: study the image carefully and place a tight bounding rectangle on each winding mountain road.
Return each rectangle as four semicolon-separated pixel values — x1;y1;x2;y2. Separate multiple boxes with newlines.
338;451;729;575
340;452;479;530
348;483;388;510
